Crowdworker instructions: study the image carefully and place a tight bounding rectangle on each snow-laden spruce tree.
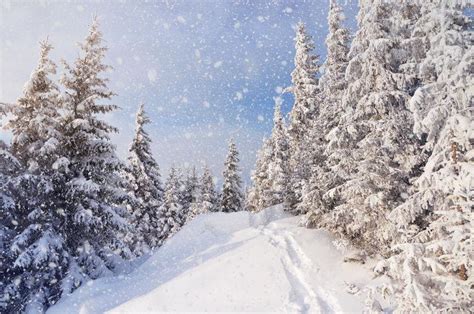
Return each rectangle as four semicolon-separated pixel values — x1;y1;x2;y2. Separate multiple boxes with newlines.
248;137;273;212
125;104;163;254
157;167;183;244
7;40;63;170
320;0;350;98
378;114;473;312
377;3;473;311
268;98;290;206
249;97;290;212
188;166;219;220
1;40;70;312
59;18;132;292
301;0;351;226
221;139;244;212
200;166;219;213
322;0;420;253
182;167;199;221
0;141;21;312
286;22;321;213
389;1;472;234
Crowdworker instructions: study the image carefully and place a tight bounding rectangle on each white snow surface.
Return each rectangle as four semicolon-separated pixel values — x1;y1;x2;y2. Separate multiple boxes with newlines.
49;206;380;313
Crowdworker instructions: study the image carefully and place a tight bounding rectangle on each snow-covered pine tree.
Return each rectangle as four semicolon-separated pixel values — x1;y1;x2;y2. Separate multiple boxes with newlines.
301;0;351;228
157;167;183;244
200;165;219;213
59;18;132;292
182;167;199;221
389;1;473;237
1;40;69;312
125;104;163;254
248;137;273;212
221;139;244;213
378;114;473;312
0;141;21;312
377;3;473;311
286;22;321;213
320;0;350;99
249;97;290;212
188;165;219;220
267;97;290;206
323;0;420;253
7;39;63;171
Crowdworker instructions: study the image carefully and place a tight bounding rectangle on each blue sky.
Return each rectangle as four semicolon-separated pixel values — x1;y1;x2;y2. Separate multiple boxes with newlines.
0;0;357;185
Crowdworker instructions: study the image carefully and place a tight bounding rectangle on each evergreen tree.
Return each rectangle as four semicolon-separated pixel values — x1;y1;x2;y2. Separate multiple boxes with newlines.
378;114;473;312
248;137;273;212
221;139;244;212
301;0;350;227
59;18;132;292
320;0;350;97
389;2;472;234
125;104;163;254
157;167;183;244
322;0;420;253
377;4;473;311
182;167;199;222
0;141;21;311
268;98;290;206
1;40;69;312
249;98;290;212
286;22;321;213
200;166;219;213
188;166;218;219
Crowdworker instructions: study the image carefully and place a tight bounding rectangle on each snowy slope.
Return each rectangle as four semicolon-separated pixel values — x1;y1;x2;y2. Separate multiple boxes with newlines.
48;206;383;313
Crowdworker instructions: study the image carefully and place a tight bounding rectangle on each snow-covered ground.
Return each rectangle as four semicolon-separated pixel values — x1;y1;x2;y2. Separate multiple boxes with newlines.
49;206;384;313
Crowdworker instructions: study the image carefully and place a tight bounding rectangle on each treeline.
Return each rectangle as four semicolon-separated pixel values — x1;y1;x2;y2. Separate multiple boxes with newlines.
247;0;472;312
0;19;246;312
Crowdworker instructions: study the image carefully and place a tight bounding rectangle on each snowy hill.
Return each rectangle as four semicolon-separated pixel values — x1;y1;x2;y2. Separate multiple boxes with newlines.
48;206;384;313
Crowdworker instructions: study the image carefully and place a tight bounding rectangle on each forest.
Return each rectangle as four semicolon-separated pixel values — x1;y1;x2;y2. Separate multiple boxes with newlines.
0;0;472;313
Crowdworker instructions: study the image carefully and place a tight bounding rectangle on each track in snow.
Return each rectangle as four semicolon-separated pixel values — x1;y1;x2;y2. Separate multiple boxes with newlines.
258;222;342;314
48;207;371;314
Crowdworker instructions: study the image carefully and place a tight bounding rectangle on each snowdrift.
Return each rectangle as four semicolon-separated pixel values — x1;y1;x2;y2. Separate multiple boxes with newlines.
49;206;382;313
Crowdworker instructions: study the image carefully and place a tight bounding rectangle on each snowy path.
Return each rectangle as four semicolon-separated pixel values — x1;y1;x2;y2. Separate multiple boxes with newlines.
259;224;339;313
49;206;379;314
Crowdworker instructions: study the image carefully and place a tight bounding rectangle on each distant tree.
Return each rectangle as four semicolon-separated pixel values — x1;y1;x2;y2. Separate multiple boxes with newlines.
200;166;219;212
249;98;290;212
181;167;199;222
188;166;218;220
301;0;350;227
268;98;290;206
320;0;350;97
157;167;183;244
125;104;163;254
221;139;244;212
286;22;321;213
248;137;273;211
